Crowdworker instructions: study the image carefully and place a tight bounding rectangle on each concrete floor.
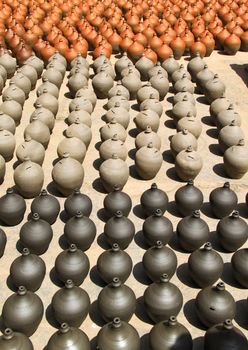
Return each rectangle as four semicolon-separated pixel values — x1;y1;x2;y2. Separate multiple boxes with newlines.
0;50;248;349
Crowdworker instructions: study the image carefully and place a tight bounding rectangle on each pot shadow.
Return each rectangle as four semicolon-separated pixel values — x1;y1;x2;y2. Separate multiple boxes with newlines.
183;299;206;330
163;150;174;164
135;296;153;325
90;265;106;288
97;208;108;223
93;158;102;171
52;157;60;166
133;262;151;286
165;109;173;118
164;119;175;129
49;267;64;287
131;103;140;111
167;200;182;218
221;262;245;289
127;145;137;159
193;337;204;350
176;263;199;289
196;96;209;105
12;160;21;170
230;64;248;88
235;299;248;330
0;316;5;332
206;128;218;139
59;210;68;223
209;143;222;156
167;96;174;104
129;128;139;138
134;230;149;250
209;231;227;253
6;275;17;292
201;115;214;126
95;141;101;151
92;178;107;194
102;103;109;111
166;167;183;182
16;239;24;253
140;333;150;350
46;304;60;329
97;233;110;250
213;163;227;179
64;91;72;98
168;234;188;254
237;203;248;218
201;202;216;219
89;300;105;327
47;182;65;198
129;164;141;180
90;336;97;350
58;234;69;250
133;204;145;219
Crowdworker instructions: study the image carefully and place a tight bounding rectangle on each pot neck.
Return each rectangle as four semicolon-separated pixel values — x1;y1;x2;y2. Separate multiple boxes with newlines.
216;282;225;291
17;286;27;296
111;317;122;329
203;242;212;251
111;243;120;252
168;316;178;326
59;323;70;334
114;210;123;219
150;183;158;190
223;319;233;330
159;273;169;283
65;279;74;289
111;277;122;288
68;244;77;253
2;329;14;340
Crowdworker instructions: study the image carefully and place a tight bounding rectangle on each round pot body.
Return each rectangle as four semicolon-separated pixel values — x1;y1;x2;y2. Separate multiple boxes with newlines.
141;183;168;217
143;241;177;281
177;114;202;139
224;142;248;179
65;122;92;148
100;120;127;142
2;286;44;337
103;186;132;218
0;328;34;350
0;99;23;126
209;182;238;218
175;147;203;181
0;128;16;161
231;248;248;288
52;280;90;327
187;52;205;82
135;143;163;180
64;189;92;218
188;242;224;287
195;282;236;328
134;109;160;132
16;137;45;166
176;211;210;252
19;213;53;255
210;96;231;118
0;188;26;226
175;180;203;217
99;136;127;161
24;119;50;149
135;126;161;150
170;129;197;158
218;123;244;153
92;72;114;99
97;243;133;284
143;209;173;246
31;190;60;225
0;228;6;258
0;112;16;134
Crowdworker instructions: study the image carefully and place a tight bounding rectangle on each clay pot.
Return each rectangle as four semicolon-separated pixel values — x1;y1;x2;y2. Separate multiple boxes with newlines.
210;95;231;118
218;121;244;153
143;241;177;281
55;244;90;286
75;87;96;109
187;52;205;82
175;180;203;217
19;65;38;90
137;82;159;104
174;74;195;94
115;53;132;79
49;53;67;67
52;280;90;327
121;70;142;99
2;286;44;336
3;83;25;107
47;323;90;350
210;182;238;218
171;65;191;84
107;94;130;111
0;188;26;226
0;112;15;135
196;65;215;93
16;136;45;166
0;154;5;183
92;70;114;99
97;243;133;283
0;66;7;84
175;146;203;181
35;90;58;116
100;119;127;142
64;189;92;218
104;210;135;249
42;67;63;88
30;105;55;133
134;109;160;132
172;97;197;123
149;316;193;350
141;183;168;217
170;129;197;158
67;108;91;128
96;62;115;80
204;319;248;350
104;104;130;129
216;104;241;130
20;213;53;255
148;63;168;80
0;128;15;161
108;82;130;101
217;211;248;252
149;72;170;100
99;154;129;192
144;274;183;323
177;210;210;252
52;153;84;197
98;277;136;322
195;282;236;327
24;54;44;78
57;136;86;164
162;54;180;77
37;79;59;99
121;65;140;79
10;248;46;292
231;248;248;288
96;317;140;350
173;89;196;106
64;211;96;251
0;99;22;126
10;72;31;99
140;94;163;117
135;142;163;179
100;135;127;161
135;126;161;150
177;113;202;139
31;190;60;225
224;140;248;179
188;242;224;287
204;74;226;103
0;51;16;78
0;328;34;350
69;97;93;114
24;118;50;149
67;71;88;97
135;55;154;81
224;34;241;55
170;35;186;59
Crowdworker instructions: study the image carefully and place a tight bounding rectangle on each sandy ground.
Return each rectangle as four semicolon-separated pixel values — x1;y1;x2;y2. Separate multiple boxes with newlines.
0;50;248;349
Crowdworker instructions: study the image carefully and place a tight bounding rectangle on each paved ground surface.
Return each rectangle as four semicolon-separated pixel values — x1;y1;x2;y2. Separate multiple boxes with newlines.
0;50;248;349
